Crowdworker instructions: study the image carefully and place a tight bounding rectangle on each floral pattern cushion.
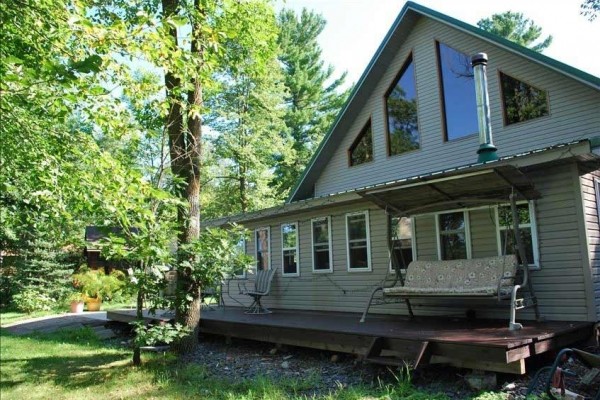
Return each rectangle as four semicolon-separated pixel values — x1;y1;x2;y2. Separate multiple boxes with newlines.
383;255;517;296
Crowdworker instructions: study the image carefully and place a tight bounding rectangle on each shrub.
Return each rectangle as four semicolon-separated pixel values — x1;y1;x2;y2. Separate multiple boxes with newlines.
133;321;190;347
12;288;55;313
72;267;126;301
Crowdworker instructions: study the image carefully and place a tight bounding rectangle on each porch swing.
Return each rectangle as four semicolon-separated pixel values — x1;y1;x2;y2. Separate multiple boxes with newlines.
360;191;541;331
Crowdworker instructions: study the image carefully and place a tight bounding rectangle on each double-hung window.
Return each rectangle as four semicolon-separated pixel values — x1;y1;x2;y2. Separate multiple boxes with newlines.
281;223;299;277
255;227;270;271
312;217;332;272
233;237;247;278
496;202;539;267
346;211;371;271
390;216;413;271
437;211;470;260
595;179;600;223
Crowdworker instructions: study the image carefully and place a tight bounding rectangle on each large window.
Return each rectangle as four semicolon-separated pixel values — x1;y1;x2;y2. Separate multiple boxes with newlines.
255;227;270;271
436;42;478;141
496;202;539;267
233;237;247;278
312;217;332;272
386;55;420;156
281;223;299;277
500;72;549;125
349;120;373;166
437;211;470;260
390;216;413;271
346;211;371;271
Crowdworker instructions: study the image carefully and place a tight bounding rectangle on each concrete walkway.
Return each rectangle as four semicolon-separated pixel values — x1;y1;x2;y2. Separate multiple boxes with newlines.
2;312;113;337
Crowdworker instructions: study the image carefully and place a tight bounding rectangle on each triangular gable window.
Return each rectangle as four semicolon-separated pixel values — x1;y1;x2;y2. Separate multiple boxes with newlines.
385;54;420;156
349;120;373;166
500;72;549;125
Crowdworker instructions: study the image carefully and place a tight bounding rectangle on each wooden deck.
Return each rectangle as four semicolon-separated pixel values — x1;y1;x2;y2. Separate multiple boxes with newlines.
107;307;594;374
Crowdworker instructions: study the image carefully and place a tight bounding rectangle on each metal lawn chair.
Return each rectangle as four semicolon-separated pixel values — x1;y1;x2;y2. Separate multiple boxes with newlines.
238;268;276;314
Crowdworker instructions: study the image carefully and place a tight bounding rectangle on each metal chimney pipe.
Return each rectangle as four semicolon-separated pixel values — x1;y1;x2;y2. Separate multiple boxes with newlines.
472;53;498;163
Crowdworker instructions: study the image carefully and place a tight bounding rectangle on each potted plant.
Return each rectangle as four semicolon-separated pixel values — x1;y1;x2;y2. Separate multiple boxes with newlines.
72;268;126;311
68;292;86;313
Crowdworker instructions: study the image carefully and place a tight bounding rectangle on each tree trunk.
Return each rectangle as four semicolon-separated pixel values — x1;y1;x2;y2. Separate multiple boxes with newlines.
239;164;248;213
133;289;144;366
175;286;202;353
162;0;204;354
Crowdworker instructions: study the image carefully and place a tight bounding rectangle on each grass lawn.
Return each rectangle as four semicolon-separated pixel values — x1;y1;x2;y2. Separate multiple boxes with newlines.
0;317;510;399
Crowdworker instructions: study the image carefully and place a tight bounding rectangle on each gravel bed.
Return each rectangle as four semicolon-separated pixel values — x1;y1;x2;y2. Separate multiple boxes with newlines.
180;334;498;399
108;322;599;399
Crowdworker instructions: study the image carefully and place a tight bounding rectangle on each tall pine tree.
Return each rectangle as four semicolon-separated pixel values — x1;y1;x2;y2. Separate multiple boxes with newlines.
204;13;287;218
477;12;553;52
273;8;349;197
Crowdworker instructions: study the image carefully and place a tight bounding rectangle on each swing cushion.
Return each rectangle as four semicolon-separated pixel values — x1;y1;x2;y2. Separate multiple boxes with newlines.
383;255;518;297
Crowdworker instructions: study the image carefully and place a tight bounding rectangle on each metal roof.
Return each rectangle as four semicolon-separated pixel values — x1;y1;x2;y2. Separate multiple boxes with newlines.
207;139;597;226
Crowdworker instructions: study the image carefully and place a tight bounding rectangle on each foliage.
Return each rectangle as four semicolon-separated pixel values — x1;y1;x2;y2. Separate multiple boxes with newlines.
133;321;190;347
11;238;78;306
175;225;254;310
477;11;553;52
67;292;87;303
72;268;126;301
581;0;600;21
273;8;350;198
11;289;56;314
204;2;287;217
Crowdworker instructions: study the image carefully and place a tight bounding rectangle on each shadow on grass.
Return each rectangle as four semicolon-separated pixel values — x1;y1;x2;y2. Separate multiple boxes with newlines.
0;327;132;393
0;327;451;400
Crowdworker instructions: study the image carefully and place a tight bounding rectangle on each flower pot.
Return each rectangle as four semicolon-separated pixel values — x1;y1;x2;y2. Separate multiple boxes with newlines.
86;297;102;311
70;301;85;313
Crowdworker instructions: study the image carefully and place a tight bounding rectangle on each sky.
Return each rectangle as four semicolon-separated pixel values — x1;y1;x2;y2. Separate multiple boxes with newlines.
276;0;600;86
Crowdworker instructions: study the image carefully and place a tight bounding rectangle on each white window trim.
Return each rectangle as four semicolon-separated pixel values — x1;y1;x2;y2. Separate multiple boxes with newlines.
435;210;472;260
281;222;300;277
311;216;333;273
388;216;417;272
254;226;271;271
233;238;247;278
495;201;540;269
346;211;372;272
595;179;600;224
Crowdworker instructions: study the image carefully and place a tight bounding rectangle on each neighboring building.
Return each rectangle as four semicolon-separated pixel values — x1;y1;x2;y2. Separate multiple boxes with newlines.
84;226;132;272
211;2;600;324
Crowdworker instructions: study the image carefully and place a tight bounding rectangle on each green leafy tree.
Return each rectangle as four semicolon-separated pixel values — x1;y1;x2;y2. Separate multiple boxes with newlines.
2;0;279;355
273;8;350;197
581;0;600;21
81;0;283;352
204;13;287;217
477;11;553;52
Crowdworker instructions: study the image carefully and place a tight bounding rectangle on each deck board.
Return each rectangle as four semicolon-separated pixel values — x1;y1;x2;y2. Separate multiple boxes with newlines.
107;307;593;374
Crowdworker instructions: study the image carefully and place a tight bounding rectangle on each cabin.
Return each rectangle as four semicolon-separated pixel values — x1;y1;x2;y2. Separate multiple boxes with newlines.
84;226;133;272
110;2;599;374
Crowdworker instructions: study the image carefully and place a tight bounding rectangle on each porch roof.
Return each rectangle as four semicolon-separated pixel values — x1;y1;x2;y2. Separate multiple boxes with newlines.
358;165;537;216
356;139;598;215
205;139;597;226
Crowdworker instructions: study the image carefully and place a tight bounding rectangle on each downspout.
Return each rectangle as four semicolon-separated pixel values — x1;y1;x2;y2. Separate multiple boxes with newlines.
471;53;498;163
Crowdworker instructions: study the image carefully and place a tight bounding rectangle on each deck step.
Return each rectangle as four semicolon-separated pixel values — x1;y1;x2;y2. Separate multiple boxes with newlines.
365;337;431;369
93;327;117;340
365;355;409;366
